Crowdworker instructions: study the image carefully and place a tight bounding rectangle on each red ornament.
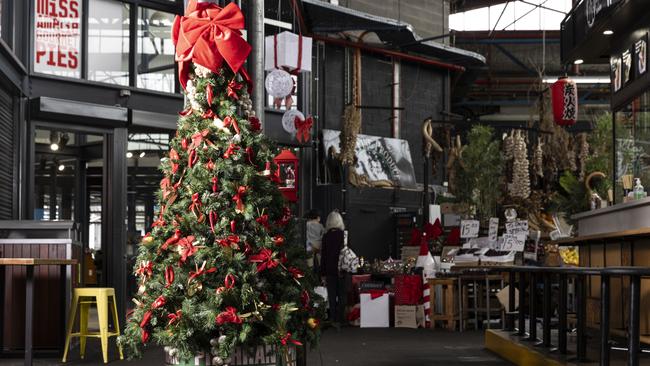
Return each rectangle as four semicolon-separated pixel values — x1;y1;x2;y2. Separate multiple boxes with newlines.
209;210;218;233
273;235;285;246
551;76;578;126
141;329;150;343
188;149;198;168
212;176;219;192
151;295;167;309
181;138;189;151
230;220;237;233
256;214;270;229
162;229;182;250
169;149;180;174
206;83;214;105
223;116;241;135
140;310;153;328
206;159;215;171
249;116;261;132
223;143;240;159
224;273;236;289
232;186;247;213
165;266;175;288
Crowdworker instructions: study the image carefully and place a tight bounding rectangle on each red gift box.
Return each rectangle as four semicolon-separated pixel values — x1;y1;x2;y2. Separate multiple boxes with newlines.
394;275;423;305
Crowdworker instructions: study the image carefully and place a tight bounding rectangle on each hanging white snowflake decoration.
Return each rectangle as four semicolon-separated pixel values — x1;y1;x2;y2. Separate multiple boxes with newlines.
264;69;293;98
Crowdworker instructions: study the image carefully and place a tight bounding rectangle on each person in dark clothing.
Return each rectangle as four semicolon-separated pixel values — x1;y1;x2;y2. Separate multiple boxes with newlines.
320;210;346;323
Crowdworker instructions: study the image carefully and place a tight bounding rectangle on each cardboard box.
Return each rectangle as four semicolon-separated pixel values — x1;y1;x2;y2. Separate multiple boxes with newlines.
394;305;425;328
360;293;390;328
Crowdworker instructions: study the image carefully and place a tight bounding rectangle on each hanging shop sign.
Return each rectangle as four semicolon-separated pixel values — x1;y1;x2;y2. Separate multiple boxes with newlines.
33;0;82;78
585;0;619;28
550;77;578;126
610;32;648;94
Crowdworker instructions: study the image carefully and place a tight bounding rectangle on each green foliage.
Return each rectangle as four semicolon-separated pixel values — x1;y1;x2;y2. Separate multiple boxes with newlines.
585;112;613;197
455;125;503;222
117;64;324;362
549;170;589;220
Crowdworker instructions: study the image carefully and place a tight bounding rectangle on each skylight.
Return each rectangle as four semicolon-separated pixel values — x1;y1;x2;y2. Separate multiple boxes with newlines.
449;0;573;31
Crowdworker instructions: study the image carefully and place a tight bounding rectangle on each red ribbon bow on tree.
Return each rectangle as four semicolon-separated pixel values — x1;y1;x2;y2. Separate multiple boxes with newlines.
217;235;240;249
294;115;313;143
227;79;243;100
172;1;252;90
232;186;247;213
189;193;204;221
178;235;198;263
167;310;182;326
135;261;153;279
188;260;217;284
280;332;303;346
216;306;243;325
249;248;280;272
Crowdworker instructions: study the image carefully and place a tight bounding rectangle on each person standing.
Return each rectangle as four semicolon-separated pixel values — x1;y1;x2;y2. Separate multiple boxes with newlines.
305;209;324;272
320;210;346;323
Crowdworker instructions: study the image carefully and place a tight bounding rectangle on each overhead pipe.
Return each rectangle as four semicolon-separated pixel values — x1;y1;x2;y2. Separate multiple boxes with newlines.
312;35;466;73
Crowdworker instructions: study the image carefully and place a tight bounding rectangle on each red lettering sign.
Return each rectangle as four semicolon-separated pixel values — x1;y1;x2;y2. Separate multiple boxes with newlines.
34;0;81;77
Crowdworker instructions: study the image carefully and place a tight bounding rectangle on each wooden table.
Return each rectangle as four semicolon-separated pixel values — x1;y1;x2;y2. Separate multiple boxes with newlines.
0;258;77;366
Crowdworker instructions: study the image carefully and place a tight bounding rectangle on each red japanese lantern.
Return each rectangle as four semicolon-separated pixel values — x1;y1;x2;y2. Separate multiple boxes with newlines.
551;76;578;126
273;149;299;202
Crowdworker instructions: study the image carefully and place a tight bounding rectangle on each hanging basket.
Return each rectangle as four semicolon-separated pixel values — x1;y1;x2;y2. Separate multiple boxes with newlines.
550;76;578;126
165;346;297;366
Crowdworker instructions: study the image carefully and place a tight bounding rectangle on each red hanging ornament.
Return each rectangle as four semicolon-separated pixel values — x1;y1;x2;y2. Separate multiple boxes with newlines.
551;76;578;126
140;310;153;328
212;176;219;192
189;192;204;221
181;138;189;151
165;266;175;288
206;159;215;171
151;295;167;309
224;273;236;289
245;146;255;165
188;149;198;168
209;211;218;233
273;235;285;246
162;229;182;250
230;220;237;233
206;83;214;105
169;149;180;174
301;290;310;309
179;107;193;117
141;329;150;343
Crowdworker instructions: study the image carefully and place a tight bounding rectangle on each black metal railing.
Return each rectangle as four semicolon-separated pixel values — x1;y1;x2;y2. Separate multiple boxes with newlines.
455;266;650;366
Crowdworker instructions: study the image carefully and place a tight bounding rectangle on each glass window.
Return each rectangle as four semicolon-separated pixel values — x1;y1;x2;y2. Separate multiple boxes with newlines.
33;0;82;78
615;90;650;203
137;8;176;93
88;0;130;85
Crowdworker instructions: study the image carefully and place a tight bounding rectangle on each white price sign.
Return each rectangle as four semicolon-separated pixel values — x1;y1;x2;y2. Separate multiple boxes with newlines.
506;220;529;236
460;220;480;238
500;233;526;252
488;218;499;245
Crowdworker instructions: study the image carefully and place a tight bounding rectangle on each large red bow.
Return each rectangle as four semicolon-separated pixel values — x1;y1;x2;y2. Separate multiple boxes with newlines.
294;115;313;143
173;2;252;90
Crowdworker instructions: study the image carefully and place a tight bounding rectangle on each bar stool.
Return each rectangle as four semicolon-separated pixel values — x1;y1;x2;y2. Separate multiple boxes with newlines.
62;287;124;364
428;278;458;329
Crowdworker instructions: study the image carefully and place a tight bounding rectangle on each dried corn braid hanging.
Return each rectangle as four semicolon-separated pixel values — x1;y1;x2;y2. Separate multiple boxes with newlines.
339;48;362;166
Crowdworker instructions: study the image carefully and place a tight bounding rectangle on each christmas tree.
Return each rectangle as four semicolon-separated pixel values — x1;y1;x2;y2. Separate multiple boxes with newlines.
119;2;323;363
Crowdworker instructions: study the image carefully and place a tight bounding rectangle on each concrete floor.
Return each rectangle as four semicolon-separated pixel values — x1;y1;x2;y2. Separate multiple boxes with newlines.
0;328;510;366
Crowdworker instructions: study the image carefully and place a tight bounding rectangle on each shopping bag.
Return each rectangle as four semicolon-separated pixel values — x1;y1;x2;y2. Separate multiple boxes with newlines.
314;286;328;307
338;246;359;273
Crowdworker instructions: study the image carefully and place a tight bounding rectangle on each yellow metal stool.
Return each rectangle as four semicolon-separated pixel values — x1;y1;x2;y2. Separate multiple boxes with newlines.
62;288;124;363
